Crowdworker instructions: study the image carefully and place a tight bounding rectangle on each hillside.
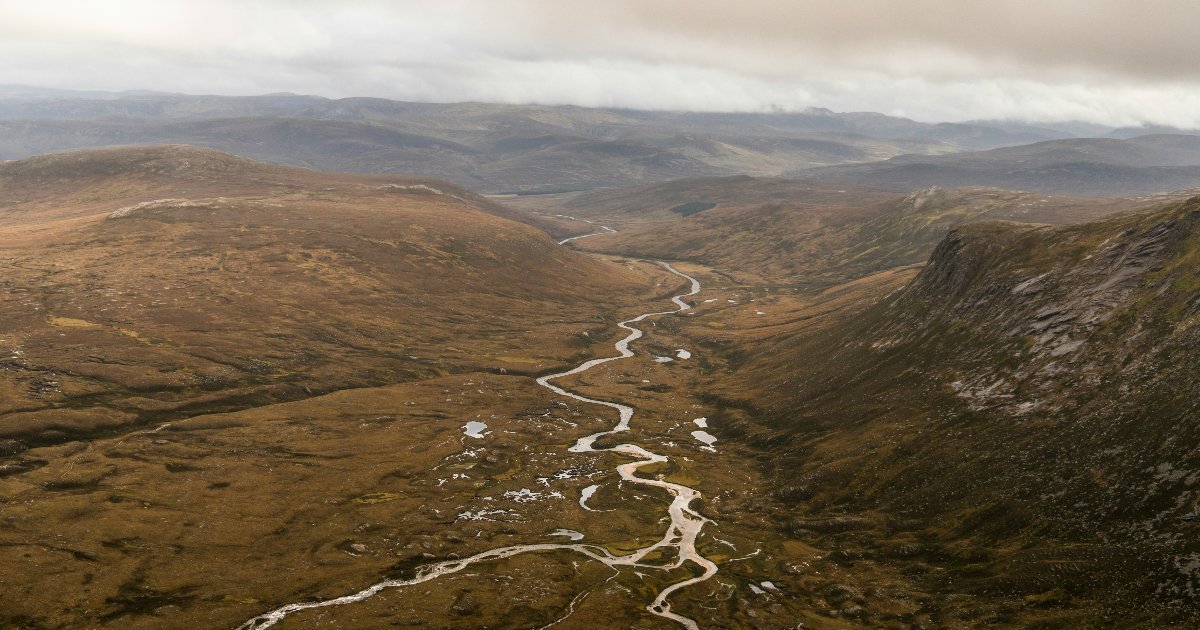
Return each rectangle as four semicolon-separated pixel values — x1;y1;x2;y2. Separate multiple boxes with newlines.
0;145;647;448
551;177;1158;287
518;176;902;225
697;197;1200;625
793;135;1200;195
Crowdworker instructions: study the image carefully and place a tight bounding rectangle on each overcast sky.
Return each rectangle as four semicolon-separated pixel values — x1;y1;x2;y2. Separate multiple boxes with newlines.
3;0;1200;127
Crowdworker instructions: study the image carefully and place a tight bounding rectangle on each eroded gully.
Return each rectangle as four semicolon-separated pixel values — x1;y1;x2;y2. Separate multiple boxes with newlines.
237;261;715;630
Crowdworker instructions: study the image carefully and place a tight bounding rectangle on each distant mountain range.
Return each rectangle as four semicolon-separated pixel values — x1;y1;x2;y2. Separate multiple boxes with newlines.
0;145;638;448
792;135;1200;195
2;86;1194;195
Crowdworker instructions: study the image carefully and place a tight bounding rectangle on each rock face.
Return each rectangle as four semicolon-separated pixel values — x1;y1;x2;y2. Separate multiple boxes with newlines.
744;197;1200;624
895;198;1200;415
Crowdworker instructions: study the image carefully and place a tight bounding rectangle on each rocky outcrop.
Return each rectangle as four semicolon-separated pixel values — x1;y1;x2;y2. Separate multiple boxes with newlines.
752;196;1200;623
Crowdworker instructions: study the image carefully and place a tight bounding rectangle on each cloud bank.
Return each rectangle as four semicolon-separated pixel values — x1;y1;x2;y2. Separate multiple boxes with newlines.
2;0;1199;127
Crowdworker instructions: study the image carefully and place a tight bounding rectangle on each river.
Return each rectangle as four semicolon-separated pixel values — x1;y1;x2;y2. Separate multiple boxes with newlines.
236;261;714;629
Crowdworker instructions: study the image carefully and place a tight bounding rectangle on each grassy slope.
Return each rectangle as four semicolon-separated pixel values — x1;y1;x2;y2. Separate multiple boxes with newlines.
565;179;1153;287
713;197;1200;625
0;145;648;448
0;146;743;629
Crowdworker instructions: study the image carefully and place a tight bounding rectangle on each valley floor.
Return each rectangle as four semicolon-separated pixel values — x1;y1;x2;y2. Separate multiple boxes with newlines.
0;258;810;629
6;246;1195;629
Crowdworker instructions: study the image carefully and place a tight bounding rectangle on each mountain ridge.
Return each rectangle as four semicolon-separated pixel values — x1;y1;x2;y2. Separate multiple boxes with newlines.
0;87;1113;194
793;134;1200;195
701;195;1200;625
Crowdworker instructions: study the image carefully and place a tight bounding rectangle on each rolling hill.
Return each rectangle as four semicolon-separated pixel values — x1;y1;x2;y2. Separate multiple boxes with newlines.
793;135;1200;195
0;145;648;448
539;176;1172;287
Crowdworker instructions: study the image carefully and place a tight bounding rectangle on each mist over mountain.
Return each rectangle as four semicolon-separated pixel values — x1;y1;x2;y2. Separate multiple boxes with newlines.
7;88;1200;197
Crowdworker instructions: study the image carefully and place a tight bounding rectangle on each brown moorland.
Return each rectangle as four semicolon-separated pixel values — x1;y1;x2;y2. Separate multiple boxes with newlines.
0;146;813;628
0;145;653;449
520;176;1194;288
7;144;1200;629
650;198;1200;627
